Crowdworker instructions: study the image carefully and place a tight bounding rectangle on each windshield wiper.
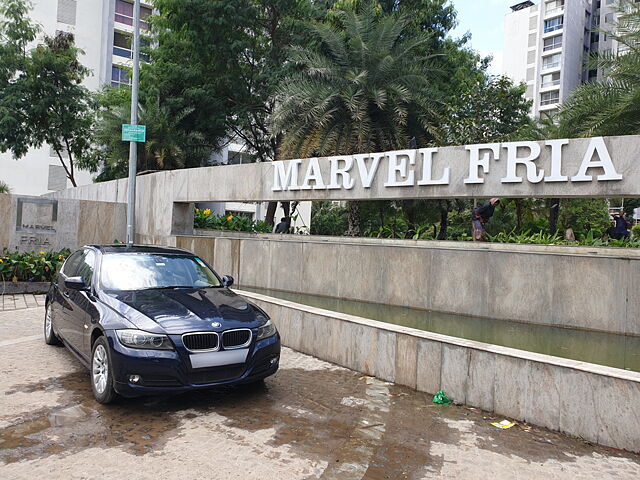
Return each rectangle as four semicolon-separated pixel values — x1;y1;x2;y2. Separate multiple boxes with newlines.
137;285;195;291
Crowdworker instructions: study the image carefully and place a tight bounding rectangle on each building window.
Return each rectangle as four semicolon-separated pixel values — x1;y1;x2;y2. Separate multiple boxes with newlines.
111;65;131;87
545;0;564;15
540;90;560;106
544;16;563;33
543;35;563;51
57;0;77;25
542;53;561;69
605;13;614;23
113;31;150;61
115;0;152;30
541;72;561;88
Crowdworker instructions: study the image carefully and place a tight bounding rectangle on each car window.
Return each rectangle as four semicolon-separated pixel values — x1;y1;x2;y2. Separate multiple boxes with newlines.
61;250;84;277
100;253;221;290
76;250;96;286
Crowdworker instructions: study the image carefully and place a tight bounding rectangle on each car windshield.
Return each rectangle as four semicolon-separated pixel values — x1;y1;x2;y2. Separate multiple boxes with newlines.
100;253;222;291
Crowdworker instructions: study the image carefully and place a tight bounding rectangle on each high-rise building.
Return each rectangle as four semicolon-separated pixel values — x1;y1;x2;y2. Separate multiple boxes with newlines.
0;0;153;195
503;0;623;118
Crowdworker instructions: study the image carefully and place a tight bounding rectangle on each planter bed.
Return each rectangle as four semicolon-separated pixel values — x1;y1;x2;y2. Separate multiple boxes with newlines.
1;282;50;295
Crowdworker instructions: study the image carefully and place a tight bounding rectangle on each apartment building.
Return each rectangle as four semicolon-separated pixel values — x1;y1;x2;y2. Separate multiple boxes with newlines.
0;0;152;195
503;0;623;118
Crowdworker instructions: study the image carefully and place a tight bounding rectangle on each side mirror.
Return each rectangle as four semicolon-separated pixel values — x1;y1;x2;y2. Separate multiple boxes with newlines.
65;276;88;291
222;275;234;287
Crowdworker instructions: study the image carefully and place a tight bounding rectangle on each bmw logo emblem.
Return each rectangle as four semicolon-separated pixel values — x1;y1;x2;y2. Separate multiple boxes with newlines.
211;322;222;328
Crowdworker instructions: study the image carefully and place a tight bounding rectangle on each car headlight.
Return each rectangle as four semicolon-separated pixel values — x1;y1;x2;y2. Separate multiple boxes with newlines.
116;329;173;350
256;319;277;341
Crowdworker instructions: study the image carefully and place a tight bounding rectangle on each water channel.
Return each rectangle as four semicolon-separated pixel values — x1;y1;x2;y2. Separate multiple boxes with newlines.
238;286;640;373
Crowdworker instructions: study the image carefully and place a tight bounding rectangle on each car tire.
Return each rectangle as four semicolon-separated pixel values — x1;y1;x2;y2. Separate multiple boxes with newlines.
91;336;116;404
44;304;62;346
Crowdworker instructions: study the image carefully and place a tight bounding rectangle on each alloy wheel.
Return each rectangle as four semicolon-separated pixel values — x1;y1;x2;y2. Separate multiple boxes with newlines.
92;344;109;394
45;306;52;338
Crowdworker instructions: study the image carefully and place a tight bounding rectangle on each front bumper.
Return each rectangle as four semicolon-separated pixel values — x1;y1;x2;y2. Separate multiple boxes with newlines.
105;330;281;398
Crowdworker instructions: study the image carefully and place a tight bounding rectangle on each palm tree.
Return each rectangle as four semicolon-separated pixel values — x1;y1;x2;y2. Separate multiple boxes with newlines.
271;2;441;235
560;1;640;136
91;88;206;180
0;180;9;194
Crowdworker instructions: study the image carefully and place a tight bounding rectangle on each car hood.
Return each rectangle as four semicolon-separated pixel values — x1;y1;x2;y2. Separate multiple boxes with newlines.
100;287;266;334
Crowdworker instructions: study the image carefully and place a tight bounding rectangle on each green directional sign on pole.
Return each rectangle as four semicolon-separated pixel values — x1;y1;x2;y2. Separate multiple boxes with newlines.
122;124;146;142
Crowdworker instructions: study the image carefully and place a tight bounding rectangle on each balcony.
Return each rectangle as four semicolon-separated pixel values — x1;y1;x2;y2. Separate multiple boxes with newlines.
544;23;563;34
541;79;561;88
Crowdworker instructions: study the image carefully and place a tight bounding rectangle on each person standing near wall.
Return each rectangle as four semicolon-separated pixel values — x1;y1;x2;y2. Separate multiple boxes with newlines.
274;217;290;234
611;211;631;240
471;198;500;241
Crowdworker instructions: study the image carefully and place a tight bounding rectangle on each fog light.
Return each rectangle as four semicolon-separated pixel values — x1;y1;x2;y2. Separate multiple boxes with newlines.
270;356;279;365
129;375;141;384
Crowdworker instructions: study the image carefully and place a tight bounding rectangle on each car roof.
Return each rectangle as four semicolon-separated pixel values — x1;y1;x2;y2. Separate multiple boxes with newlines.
87;244;194;255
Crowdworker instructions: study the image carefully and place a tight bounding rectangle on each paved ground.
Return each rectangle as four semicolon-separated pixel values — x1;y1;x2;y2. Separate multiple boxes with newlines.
0;294;46;312
1;307;639;480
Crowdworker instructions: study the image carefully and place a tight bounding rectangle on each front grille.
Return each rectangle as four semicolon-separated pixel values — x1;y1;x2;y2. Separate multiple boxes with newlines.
182;332;219;351
222;329;251;348
188;365;246;385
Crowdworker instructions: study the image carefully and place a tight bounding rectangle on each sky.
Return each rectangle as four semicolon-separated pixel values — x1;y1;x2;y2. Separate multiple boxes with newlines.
449;0;515;75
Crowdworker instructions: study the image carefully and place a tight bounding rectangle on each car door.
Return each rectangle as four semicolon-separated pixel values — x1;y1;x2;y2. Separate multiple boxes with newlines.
56;250;85;344
66;249;98;360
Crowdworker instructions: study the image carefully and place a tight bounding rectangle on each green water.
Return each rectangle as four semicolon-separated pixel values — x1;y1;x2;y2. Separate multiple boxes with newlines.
239;286;640;373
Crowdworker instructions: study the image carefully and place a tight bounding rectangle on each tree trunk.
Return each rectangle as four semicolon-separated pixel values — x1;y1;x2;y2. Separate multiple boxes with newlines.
437;201;449;240
515;199;523;231
404;202;418;239
548;198;560;235
265;202;278;226
346;201;360;237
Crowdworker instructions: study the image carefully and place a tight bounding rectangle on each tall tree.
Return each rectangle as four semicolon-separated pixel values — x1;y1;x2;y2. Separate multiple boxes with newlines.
0;1;94;187
86;87;207;181
272;2;442;235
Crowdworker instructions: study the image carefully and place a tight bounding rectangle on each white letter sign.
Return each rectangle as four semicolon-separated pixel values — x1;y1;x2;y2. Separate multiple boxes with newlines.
571;137;623;182
300;158;326;190
384;150;416;187
501;141;543;184
355;153;383;188
272;160;302;191
327;156;355;190
464;144;499;184
417;148;449;185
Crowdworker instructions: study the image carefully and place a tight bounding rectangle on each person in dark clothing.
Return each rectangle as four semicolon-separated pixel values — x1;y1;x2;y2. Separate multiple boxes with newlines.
471;198;500;241
274;217;289;234
611;211;631;240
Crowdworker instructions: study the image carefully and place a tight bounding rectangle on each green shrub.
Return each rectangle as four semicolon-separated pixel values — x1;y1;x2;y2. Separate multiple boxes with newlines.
194;209;271;233
0;249;71;283
632;224;640;239
485;230;639;248
310;202;347;236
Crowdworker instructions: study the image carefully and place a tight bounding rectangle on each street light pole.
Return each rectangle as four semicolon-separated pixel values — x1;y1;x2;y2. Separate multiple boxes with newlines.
126;0;141;246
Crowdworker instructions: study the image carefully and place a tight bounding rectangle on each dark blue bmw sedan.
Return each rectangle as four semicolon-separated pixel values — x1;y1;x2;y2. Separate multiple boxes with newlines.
45;244;280;404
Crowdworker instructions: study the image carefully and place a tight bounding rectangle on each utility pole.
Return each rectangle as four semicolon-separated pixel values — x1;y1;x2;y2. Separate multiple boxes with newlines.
126;0;141;246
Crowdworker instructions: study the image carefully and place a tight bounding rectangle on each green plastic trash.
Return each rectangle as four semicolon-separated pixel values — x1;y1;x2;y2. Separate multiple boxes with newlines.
432;390;451;405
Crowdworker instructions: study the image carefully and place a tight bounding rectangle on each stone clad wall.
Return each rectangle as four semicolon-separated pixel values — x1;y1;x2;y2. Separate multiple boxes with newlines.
0;194;126;252
49;135;640;239
170;232;640;336
239;289;640;453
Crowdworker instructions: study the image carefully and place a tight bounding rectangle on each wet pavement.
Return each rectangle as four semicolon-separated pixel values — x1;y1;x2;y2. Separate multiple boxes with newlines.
1;308;639;479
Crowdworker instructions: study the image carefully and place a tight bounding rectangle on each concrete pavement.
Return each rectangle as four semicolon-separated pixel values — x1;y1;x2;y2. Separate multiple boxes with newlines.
1;307;639;479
